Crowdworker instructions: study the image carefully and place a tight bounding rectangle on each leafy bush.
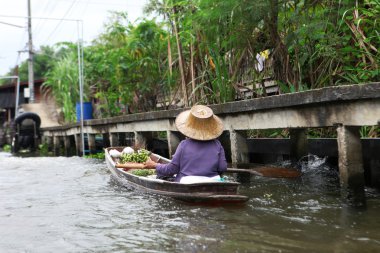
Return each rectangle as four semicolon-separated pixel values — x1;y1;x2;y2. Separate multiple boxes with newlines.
2;144;11;152
84;152;105;159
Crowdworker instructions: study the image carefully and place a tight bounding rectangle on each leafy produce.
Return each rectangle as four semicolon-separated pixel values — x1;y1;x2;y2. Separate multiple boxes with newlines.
130;169;156;177
120;149;150;163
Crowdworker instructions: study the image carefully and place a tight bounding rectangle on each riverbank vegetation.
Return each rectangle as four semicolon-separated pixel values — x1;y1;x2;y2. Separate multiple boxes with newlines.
1;0;379;125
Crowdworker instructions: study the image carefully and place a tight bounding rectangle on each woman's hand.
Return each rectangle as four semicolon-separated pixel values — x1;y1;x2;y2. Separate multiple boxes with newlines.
143;158;157;169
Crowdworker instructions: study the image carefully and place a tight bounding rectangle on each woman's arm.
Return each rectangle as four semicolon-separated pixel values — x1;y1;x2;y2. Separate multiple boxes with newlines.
144;141;184;177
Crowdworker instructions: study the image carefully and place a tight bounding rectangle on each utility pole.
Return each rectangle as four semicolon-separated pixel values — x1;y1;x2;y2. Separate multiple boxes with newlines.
27;0;35;103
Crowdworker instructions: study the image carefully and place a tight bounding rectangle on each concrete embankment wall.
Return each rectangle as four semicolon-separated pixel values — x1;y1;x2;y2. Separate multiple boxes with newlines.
40;83;380;197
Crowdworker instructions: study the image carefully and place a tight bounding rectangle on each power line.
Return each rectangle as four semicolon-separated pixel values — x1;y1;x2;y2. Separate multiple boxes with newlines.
78;0;91;20
44;0;79;44
0;14;81;22
33;0;57;37
56;0;145;7
0;20;24;28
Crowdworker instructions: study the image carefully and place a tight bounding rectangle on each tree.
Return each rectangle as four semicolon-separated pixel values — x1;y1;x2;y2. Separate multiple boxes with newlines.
42;43;90;122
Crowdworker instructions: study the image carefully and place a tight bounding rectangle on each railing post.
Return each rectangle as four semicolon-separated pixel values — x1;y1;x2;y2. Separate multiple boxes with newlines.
336;125;366;206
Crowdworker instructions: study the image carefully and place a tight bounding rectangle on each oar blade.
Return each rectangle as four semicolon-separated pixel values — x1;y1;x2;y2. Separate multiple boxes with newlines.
254;166;301;178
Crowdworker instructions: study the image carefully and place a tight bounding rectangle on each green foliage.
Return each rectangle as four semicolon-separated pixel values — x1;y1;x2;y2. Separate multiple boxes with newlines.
307;128;337;138
120;149;150;163
360;126;380;138
85;13;169;117
280;0;380;89
208;48;235;103
130;169;156;177
4;1;378;119
42;43;90;122
0;45;56;84
248;126;378;139
247;129;289;139
84;152;106;159
38;143;50;156
336;0;380;84
2;144;11;152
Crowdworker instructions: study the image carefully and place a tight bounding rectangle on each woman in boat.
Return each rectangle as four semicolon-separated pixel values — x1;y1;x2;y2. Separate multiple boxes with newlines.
144;105;227;183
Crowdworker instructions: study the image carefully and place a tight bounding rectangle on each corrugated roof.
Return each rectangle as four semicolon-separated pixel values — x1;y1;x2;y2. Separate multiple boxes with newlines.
0;79;45;90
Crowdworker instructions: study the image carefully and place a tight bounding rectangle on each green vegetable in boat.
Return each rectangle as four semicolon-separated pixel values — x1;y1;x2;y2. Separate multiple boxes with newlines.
131;169;156;177
120;149;150;163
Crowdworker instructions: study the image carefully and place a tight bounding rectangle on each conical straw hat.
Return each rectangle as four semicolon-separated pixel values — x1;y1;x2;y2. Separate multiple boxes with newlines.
175;105;224;141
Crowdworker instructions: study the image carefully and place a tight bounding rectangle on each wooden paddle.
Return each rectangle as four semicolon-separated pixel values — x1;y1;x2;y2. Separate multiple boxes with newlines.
116;163;301;177
116;162;146;171
227;166;301;178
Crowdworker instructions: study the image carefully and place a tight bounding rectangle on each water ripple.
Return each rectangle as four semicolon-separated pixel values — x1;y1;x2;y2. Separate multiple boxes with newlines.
0;154;380;253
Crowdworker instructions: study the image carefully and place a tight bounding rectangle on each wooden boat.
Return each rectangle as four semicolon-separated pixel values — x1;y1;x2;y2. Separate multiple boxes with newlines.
105;147;249;204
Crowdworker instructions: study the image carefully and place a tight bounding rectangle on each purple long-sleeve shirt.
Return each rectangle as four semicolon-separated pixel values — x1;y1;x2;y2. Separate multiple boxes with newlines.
156;139;227;182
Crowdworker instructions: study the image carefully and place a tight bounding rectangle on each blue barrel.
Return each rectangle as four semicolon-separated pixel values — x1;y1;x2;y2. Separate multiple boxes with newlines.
76;102;93;122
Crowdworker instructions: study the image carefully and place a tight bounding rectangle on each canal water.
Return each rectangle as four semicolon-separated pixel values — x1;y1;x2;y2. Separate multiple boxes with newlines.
0;152;379;253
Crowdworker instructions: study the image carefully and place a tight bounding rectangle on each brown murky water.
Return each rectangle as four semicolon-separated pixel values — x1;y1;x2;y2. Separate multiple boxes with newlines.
0;152;379;252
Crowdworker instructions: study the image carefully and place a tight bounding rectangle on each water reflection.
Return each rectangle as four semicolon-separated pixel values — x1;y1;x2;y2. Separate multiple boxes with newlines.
0;152;379;252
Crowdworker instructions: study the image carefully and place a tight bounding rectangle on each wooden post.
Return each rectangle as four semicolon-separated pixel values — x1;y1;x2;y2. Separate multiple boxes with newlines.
230;130;249;166
290;128;308;161
167;130;182;158
336;125;366;206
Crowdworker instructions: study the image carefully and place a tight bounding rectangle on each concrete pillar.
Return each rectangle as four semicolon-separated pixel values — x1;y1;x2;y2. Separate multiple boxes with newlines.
109;133;119;147
336;125;366;206
88;134;96;153
63;136;71;157
218;131;231;163
167;131;181;158
74;134;82;156
53;136;61;156
229;130;249;166
102;133;110;148
134;131;147;149
290;128;308;161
